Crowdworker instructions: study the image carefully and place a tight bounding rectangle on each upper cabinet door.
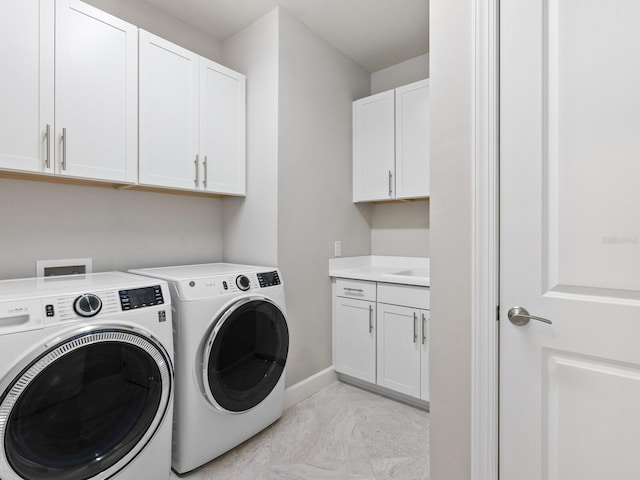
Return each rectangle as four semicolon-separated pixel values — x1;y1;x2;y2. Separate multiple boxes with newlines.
200;59;246;195
395;79;429;200
139;30;200;190
55;0;138;183
0;0;54;174
353;90;395;202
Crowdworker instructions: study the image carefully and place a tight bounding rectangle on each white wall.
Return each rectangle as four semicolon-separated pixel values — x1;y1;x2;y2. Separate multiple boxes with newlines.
83;0;223;61
371;201;430;257
430;0;473;478
277;8;372;387
222;10;280;267
222;7;371;388
371;53;429;94
0;179;223;279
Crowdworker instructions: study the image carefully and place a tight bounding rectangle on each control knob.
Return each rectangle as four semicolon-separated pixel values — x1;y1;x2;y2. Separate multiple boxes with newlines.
74;293;102;317
236;275;251;291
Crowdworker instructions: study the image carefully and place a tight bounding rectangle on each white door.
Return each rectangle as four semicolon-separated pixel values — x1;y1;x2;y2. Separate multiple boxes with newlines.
200;59;246;195
0;0;54;174
500;0;640;478
55;0;137;183
395;79;429;200
139;30;199;190
376;303;421;397
352;90;395;202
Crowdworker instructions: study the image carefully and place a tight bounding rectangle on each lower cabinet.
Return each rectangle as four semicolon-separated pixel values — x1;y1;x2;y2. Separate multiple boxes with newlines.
332;278;430;402
377;303;429;400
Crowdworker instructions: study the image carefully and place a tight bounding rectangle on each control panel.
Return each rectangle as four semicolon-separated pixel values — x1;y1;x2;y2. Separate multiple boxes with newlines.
257;271;281;288
119;285;164;311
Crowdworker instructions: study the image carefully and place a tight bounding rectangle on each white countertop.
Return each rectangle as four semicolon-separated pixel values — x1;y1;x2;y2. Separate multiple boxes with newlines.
329;255;430;287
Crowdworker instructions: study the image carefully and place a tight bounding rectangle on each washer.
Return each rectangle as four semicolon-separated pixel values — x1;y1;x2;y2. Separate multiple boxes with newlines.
0;272;174;480
129;263;289;474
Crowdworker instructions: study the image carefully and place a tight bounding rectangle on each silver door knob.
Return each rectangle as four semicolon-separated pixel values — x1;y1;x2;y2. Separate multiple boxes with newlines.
507;306;552;326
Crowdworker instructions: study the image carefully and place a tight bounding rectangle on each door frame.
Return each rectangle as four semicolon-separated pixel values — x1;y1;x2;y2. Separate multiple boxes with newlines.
470;0;500;479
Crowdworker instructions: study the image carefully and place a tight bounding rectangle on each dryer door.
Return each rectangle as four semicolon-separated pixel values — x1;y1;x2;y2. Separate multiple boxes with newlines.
0;327;172;480
203;296;289;413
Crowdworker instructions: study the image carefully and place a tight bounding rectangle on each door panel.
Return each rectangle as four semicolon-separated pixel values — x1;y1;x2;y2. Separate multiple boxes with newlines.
500;0;640;478
200;60;246;195
0;0;54;173
139;30;199;189
376;303;420;397
55;0;137;182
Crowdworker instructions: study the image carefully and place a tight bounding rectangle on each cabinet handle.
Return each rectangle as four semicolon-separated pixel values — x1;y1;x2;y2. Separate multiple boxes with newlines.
388;170;393;197
44;124;51;169
203;155;208;188
61;127;67;171
413;312;418;343
368;305;373;333
422;313;426;345
344;287;364;294
194;155;199;187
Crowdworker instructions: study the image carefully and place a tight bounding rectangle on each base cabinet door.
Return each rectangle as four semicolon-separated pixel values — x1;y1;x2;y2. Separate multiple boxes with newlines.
420;309;430;401
376;303;421;398
334;297;376;384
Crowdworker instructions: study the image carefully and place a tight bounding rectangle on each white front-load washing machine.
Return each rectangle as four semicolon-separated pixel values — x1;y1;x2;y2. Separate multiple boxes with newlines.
0;272;174;480
129;263;289;474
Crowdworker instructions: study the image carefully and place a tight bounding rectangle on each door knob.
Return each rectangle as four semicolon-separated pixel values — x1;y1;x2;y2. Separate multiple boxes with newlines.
507;306;552;326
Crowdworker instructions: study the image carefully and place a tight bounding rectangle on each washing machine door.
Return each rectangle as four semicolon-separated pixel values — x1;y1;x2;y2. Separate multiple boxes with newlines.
203;295;289;413
0;326;172;480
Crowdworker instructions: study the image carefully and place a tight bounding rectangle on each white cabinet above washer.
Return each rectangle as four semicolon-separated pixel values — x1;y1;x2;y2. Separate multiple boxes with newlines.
0;0;138;184
139;30;246;195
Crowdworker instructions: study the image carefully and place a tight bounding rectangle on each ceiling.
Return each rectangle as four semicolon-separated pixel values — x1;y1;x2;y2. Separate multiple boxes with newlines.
142;0;429;73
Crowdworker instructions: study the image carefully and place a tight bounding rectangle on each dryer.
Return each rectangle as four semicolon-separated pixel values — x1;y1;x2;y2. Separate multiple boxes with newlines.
129;263;289;474
0;272;174;480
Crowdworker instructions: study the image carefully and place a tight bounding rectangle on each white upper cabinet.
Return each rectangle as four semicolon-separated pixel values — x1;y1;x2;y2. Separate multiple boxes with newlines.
0;0;54;174
139;31;246;195
139;30;200;190
353;79;429;202
353;90;395;202
200;59;246;195
0;0;137;183
395;80;429;200
55;0;138;183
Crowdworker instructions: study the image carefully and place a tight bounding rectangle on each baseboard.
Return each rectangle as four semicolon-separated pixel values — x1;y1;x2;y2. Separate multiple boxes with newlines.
283;366;337;410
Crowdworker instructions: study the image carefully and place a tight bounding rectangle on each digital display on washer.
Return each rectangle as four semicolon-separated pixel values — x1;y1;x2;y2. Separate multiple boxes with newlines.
257;271;280;287
119;285;164;310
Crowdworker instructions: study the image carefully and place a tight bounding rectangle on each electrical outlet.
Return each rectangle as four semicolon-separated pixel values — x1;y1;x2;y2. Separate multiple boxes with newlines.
334;241;342;257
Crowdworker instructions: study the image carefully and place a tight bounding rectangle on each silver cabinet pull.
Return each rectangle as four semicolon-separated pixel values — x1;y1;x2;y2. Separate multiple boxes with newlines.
368;305;373;333
388;170;393;197
507;306;553;326
421;312;426;345
344;287;364;294
413;312;418;343
194;155;199;187
45;124;51;169
203;155;208;188
61;127;67;171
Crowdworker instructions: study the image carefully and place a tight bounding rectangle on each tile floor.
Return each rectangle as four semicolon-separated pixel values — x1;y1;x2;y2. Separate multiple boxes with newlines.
171;380;429;480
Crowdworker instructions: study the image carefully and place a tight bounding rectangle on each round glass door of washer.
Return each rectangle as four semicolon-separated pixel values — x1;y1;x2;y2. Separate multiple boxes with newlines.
203;297;289;413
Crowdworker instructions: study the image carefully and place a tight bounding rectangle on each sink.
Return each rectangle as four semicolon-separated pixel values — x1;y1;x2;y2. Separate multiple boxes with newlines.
389;268;429;278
